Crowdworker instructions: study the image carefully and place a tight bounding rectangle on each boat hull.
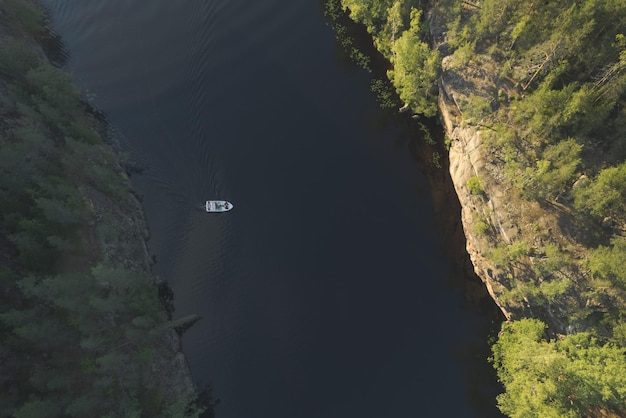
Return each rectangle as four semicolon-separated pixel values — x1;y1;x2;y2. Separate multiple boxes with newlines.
206;200;233;212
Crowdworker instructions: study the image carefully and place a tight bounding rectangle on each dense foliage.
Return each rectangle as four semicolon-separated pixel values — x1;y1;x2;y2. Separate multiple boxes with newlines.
445;0;626;209
0;3;205;416
491;319;626;417
340;0;441;116
333;0;626;416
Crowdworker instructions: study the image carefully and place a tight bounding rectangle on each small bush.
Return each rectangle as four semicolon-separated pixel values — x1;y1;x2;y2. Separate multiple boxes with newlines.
467;176;484;195
460;95;492;120
474;219;490;235
448;42;475;69
508;240;529;261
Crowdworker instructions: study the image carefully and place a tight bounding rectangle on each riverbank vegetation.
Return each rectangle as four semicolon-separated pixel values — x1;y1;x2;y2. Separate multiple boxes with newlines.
436;1;626;414
338;0;441;116
491;319;626;417
0;2;209;416
330;0;626;416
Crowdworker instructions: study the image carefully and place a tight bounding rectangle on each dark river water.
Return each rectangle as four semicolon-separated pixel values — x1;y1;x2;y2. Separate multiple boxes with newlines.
42;0;504;416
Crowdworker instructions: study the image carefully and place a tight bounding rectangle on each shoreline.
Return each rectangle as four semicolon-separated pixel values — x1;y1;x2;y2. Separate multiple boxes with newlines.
327;1;505;321
0;1;212;414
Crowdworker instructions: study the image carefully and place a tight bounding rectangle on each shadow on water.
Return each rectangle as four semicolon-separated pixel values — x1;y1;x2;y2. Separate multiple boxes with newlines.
321;1;506;416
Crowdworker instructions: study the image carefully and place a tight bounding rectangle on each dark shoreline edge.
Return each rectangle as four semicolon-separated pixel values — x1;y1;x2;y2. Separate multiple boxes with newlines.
324;0;504;319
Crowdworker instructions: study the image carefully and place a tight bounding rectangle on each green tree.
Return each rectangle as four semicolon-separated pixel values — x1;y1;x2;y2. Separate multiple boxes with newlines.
0;6;206;415
467;175;484;195
492;319;626;417
341;0;393;33
573;162;626;220
472;0;519;43
387;8;440;116
521;138;582;200
588;237;626;289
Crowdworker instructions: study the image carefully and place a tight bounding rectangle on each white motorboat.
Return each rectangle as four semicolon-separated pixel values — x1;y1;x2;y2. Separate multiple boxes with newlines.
206;200;233;212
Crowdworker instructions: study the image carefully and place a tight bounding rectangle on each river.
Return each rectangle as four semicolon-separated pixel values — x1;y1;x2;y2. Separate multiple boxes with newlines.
41;0;503;416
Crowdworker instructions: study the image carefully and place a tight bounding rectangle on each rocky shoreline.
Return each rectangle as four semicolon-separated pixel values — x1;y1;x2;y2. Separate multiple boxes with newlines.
438;81;514;320
426;2;535;323
1;0;203;409
85;169;200;404
69;49;203;417
426;1;594;334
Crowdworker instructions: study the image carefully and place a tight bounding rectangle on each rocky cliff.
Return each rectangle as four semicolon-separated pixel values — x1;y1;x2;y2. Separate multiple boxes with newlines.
426;2;598;334
438;75;515;321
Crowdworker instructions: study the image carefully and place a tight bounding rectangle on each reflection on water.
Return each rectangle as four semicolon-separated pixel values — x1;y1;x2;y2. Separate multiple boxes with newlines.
43;0;503;416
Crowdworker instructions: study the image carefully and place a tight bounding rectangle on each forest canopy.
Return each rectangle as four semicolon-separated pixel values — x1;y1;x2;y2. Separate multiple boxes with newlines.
491;319;626;418
341;0;442;116
0;2;206;416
